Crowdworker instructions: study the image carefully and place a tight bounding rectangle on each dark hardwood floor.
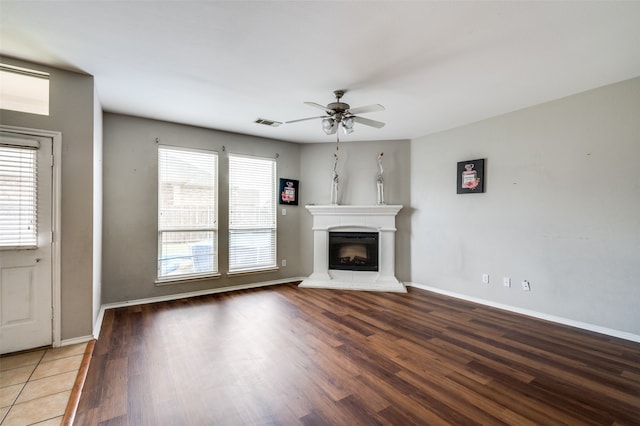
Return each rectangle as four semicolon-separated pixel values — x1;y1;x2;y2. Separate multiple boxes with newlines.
75;283;640;425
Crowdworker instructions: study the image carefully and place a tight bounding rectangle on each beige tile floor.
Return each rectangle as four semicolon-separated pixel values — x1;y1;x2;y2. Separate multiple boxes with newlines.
0;342;88;426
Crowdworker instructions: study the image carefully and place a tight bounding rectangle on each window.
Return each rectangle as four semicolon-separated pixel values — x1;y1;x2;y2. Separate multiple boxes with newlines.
0;141;39;248
0;64;50;116
228;154;276;273
158;146;218;280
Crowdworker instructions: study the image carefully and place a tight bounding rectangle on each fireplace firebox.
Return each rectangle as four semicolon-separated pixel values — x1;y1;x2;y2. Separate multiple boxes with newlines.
329;232;379;272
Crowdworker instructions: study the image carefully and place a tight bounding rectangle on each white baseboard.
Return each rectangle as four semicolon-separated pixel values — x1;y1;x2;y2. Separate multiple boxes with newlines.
406;282;640;343
60;335;95;347
93;304;106;340
92;277;305;340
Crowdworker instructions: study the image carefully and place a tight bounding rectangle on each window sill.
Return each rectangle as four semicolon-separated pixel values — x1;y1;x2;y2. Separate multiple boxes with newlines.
155;273;221;286
227;267;279;277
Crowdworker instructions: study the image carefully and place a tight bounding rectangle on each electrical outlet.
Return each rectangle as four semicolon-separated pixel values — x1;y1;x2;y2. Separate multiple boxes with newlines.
482;274;490;284
503;277;511;287
521;280;531;291
281;259;287;267
282;209;287;216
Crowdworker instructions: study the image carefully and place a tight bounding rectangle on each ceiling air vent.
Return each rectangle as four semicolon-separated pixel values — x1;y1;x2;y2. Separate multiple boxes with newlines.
254;118;281;127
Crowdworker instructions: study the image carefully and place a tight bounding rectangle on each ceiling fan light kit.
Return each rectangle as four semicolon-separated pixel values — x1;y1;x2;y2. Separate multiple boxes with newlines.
342;116;355;134
283;90;385;136
322;117;337;135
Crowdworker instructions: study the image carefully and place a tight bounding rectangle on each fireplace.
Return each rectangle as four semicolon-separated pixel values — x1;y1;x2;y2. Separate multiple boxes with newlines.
299;205;406;292
329;232;378;271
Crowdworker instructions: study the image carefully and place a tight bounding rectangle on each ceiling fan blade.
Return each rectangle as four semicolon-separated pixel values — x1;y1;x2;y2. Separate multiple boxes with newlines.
285;115;326;124
353;116;385;128
304;102;333;113
348;104;385;115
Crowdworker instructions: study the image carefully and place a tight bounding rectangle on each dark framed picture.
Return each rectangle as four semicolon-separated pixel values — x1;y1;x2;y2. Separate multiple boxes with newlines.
279;178;299;205
457;159;485;194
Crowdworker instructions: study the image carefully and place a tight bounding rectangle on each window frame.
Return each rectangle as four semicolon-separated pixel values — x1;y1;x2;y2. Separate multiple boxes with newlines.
156;145;219;283
0;63;50;116
227;153;277;274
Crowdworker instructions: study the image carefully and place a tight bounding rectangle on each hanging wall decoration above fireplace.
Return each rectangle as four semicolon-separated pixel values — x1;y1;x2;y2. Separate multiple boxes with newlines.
457;158;485;194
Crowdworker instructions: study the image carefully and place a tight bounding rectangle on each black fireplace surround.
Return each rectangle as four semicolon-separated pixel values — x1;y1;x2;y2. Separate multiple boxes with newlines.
328;232;379;272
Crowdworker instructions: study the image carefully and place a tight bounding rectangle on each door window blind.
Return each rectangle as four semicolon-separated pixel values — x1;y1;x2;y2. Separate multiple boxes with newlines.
228;154;276;272
0;144;38;248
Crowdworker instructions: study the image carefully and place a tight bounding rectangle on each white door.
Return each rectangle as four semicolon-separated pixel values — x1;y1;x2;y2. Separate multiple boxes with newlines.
0;132;53;354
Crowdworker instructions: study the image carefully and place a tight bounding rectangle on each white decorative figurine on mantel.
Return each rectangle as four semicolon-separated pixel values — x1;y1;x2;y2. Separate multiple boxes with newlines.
376;152;385;205
330;153;339;205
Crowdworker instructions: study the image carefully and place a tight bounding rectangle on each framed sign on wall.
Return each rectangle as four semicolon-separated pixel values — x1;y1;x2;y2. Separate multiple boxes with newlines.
457;159;485;194
279;178;299;205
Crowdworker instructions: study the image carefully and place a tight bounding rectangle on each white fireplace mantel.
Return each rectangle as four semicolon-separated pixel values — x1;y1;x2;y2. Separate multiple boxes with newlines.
299;205;406;293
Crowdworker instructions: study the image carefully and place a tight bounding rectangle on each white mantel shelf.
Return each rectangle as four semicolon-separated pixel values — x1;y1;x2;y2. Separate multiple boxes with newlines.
299;204;406;293
305;205;403;216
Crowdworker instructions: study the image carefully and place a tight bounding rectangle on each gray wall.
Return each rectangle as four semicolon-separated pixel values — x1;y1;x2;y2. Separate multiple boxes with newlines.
0;56;97;340
410;76;640;335
101;113;301;303
298;140;412;282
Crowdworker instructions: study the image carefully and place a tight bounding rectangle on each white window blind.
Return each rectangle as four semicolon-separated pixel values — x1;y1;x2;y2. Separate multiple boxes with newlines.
0;144;38;248
228;154;276;272
158;146;218;279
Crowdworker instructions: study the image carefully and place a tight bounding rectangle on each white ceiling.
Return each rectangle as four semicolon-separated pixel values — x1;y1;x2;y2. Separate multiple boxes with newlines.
2;1;640;143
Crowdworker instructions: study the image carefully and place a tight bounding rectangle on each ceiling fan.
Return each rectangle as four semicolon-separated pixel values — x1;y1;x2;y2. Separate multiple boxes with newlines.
285;90;385;135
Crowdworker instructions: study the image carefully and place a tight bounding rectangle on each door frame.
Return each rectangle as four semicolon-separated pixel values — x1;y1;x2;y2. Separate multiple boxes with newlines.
0;124;62;348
